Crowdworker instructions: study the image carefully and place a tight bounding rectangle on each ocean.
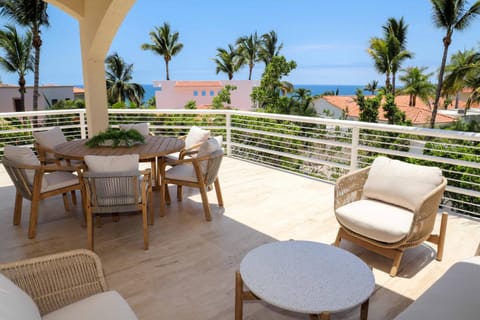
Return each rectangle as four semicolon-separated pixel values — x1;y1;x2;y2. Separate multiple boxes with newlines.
141;84;362;101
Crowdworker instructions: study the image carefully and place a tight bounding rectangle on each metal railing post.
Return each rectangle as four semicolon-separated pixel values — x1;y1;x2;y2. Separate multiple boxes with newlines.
350;127;359;171
79;110;87;139
226;113;232;156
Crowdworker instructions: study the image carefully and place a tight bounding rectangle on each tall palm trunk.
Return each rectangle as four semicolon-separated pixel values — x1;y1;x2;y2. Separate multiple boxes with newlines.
392;72;396;96
455;92;459;109
165;58;170;80
431;34;451;128
18;75;26;112
248;63;253;80
32;27;42;126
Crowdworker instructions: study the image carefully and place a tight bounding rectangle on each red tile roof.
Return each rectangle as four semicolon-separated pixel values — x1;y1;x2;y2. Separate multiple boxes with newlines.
175;81;223;87
321;95;457;125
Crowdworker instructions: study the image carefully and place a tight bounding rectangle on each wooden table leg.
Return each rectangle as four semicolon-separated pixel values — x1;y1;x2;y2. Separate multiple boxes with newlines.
320;312;330;320
360;299;369;320
235;271;243;320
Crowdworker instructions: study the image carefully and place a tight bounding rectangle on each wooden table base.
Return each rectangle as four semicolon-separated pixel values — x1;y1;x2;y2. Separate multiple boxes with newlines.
235;271;370;320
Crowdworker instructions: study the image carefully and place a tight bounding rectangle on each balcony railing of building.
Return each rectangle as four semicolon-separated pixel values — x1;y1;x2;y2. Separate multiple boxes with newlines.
0;108;479;217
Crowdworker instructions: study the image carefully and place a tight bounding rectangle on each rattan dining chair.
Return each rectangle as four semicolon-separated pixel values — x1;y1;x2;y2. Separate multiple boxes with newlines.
81;154;153;251
333;156;448;277
164;125;210;163
160;137;223;221
2;145;83;239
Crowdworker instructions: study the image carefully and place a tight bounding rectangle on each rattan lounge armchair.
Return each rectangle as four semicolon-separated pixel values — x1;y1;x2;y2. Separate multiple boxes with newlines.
333;156;448;277
0;249;137;319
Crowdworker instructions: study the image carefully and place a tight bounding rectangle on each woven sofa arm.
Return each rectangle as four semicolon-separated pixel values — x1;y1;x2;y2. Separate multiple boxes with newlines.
334;166;370;210
0;249;108;316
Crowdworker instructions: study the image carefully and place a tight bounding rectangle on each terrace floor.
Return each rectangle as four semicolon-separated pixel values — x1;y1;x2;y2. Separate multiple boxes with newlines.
1;157;480;319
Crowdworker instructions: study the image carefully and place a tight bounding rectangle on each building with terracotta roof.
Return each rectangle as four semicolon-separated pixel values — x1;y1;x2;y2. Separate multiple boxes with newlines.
315;95;458;127
152;80;259;110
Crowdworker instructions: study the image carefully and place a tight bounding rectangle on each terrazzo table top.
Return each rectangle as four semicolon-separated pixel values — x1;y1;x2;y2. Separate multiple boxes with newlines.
239;240;375;314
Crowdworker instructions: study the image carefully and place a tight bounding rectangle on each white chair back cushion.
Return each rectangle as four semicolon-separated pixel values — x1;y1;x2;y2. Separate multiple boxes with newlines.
363;156;443;211
0;274;41;320
185;126;210;149
118;123;150;137
4;145;42;186
33;127;67;150
197;137;221;173
84;155;139;173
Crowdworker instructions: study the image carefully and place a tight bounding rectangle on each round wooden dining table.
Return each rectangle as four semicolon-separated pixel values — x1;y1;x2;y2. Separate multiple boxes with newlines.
54;135;185;187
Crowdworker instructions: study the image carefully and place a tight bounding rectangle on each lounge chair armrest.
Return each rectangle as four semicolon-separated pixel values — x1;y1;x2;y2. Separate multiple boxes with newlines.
334;166;370;210
0;249;107;316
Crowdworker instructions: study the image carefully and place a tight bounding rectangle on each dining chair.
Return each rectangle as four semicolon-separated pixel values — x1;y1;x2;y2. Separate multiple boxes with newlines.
119;123;158;185
333;156;448;276
160;137;224;221
2;145;83;239
81;154;153;251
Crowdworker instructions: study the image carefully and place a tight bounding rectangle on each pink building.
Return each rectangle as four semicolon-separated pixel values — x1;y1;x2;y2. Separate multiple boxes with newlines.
153;80;259;111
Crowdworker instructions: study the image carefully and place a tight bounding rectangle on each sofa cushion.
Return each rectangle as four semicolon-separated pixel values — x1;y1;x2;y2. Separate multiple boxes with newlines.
42;290;137;320
336;199;413;243
0;273;41;320
394;256;480;320
363;156;443;211
185;126;210;149
119;123;150;137
84;155;139;173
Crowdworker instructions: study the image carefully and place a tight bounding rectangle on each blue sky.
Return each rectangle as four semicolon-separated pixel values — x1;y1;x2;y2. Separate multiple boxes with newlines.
1;0;480;86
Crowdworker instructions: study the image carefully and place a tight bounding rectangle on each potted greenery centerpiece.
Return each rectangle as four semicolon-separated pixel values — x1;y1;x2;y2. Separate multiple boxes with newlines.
85;128;145;148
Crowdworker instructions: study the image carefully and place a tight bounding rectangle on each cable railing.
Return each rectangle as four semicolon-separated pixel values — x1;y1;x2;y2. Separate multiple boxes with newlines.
0;108;478;217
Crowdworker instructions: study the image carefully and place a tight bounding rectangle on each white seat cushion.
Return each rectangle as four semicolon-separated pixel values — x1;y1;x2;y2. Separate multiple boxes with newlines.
41;171;79;193
165;164;197;182
394;256;480;320
42;291;137;320
84;155;139;173
364;156;443;211
0;274;41;320
185;126;210;149
119;123;150;137
336;199;413;243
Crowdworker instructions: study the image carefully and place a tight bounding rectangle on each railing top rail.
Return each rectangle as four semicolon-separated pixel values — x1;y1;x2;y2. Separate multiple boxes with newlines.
2;108;479;141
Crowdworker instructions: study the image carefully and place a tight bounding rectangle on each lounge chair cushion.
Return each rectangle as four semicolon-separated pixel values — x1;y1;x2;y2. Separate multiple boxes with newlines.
394;256;480;320
336;199;413;243
0;274;41;320
42;290;137;320
363;156;443;211
85;155;139;173
185;126;210;149
119;123;150;137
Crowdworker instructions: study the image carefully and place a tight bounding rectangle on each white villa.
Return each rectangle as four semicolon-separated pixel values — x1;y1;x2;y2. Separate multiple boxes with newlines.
0;84;76;112
153;80;259;111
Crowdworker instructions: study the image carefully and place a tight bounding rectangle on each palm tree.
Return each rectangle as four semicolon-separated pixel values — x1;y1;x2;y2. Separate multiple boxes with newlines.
141;22;183;80
0;25;33;112
105;53;145;106
443;49;476;108
364;80;379;95
429;0;480;128
236;32;261;80
399;66;436;106
279;80;294;96
443;51;480;114
382;17;413;95
259;30;283;66
213;44;240;80
368;38;391;90
0;0;49;113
